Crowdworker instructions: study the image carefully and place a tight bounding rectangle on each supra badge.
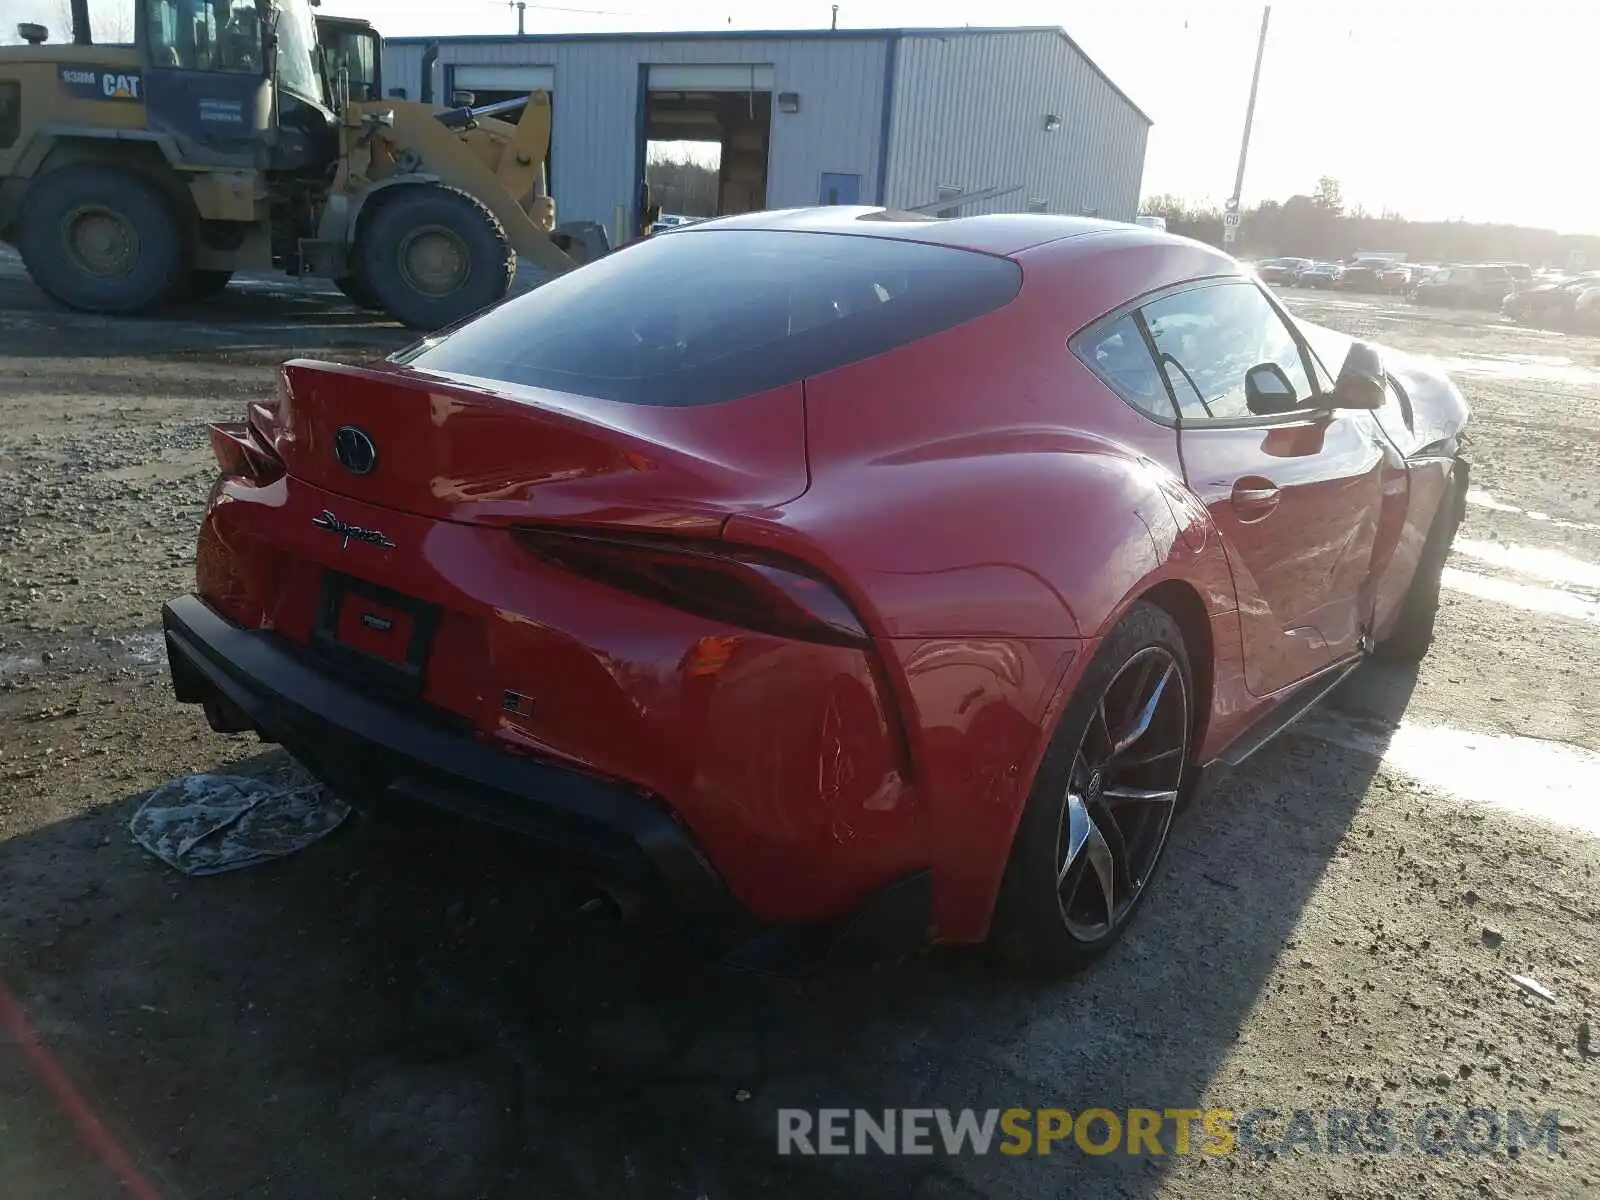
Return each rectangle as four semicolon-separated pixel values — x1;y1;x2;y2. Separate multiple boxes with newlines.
312;510;396;551
333;426;378;475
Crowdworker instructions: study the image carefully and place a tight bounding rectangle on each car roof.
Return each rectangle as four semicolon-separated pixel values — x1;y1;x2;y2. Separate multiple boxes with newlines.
670;205;1174;259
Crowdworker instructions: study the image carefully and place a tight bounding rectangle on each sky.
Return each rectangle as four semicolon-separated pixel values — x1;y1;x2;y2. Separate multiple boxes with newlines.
15;1;1600;233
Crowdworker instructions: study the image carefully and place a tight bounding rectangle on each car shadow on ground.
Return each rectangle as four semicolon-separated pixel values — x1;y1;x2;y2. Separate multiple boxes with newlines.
0;662;1416;1200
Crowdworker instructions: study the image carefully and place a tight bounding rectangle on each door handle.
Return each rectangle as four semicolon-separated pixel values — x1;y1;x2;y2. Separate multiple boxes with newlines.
1231;479;1281;520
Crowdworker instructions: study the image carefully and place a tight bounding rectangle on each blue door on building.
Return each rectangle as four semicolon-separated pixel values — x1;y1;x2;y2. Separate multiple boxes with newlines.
819;172;861;206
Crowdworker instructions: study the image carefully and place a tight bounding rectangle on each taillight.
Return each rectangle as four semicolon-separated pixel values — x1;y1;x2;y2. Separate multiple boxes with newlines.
515;528;869;647
208;418;283;485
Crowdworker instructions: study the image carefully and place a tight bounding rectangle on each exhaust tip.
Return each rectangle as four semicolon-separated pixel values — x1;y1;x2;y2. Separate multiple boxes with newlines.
570;882;641;924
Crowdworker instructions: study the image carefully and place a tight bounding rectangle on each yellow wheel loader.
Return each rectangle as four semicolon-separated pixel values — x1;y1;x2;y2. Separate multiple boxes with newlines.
0;0;611;328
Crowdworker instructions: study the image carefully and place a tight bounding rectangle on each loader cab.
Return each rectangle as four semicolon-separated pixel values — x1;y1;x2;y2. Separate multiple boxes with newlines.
135;0;336;173
313;15;381;103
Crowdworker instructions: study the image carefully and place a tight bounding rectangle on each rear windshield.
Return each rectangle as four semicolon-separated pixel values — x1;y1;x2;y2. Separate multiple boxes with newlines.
393;229;1022;406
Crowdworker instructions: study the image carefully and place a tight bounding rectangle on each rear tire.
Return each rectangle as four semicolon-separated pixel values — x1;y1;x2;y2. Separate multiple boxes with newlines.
17;165;187;314
352;185;514;330
1375;464;1464;663
992;602;1194;974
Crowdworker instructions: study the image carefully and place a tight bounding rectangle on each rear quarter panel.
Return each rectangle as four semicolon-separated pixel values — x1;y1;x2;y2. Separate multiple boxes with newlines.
724;240;1246;938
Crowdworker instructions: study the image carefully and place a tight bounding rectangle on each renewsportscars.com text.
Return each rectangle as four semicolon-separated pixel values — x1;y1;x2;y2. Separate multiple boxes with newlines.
776;1107;1564;1158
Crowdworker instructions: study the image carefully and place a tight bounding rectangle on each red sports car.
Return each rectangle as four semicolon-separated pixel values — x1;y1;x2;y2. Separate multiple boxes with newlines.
163;209;1469;971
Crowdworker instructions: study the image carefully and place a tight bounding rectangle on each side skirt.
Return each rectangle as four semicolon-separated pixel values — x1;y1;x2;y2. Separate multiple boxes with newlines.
1194;653;1364;793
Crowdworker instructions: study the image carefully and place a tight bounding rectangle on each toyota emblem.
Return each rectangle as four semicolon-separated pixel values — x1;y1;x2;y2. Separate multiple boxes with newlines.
333;426;378;475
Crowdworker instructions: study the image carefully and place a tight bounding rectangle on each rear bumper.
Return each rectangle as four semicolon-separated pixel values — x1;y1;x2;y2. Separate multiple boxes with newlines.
162;595;929;970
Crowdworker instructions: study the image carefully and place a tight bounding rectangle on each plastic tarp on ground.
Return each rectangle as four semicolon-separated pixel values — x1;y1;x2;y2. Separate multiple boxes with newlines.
129;773;350;876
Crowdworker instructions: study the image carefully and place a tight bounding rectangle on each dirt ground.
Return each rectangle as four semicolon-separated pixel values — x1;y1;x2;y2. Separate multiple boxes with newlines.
1;255;1597;1200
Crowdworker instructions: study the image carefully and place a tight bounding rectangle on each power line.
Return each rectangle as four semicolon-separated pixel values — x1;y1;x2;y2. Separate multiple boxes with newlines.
492;0;656;26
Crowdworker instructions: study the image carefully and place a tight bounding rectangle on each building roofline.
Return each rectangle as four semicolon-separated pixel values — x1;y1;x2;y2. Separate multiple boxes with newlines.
384;26;1151;124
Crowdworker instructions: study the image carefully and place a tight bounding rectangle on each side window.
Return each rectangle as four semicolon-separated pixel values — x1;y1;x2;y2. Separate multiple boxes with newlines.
1076;314;1172;422
350;36;378;101
1293;316;1342;393
321;31;379;101
146;0;260;73
146;0;180;66
1139;282;1315;421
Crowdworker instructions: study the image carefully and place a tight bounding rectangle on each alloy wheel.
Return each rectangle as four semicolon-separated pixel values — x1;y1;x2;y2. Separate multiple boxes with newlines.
1053;645;1190;941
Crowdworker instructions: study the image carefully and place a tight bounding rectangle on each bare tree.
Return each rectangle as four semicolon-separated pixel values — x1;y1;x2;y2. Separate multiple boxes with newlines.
1140;185;1600;267
646;150;720;218
55;0;136;43
1311;175;1345;216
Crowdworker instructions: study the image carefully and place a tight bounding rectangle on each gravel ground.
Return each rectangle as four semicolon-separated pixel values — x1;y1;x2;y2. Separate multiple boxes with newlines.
1;259;1597;1199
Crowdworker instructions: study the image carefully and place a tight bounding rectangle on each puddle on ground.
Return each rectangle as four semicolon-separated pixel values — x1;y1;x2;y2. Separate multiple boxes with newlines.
1451;537;1600;591
1465;488;1522;514
0;630;166;682
1302;712;1600;837
1464;488;1599;532
0;652;34;681
1442;567;1600;625
1435;353;1600;385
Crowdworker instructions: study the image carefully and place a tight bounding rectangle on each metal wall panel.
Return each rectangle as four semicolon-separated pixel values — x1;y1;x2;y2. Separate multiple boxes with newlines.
453;64;556;92
394;36;886;228
884;31;1149;221
646;64;776;90
382;42;424;99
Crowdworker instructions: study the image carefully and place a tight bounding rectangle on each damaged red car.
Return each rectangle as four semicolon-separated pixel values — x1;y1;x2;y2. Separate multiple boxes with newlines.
163;209;1469;971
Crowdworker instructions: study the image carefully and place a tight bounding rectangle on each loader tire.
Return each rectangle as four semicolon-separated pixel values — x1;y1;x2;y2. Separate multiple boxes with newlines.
17;166;186;315
332;272;382;310
354;185;514;331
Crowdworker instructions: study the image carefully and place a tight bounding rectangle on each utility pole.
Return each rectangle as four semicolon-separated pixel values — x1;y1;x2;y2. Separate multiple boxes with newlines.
831;5;839;29
1225;5;1271;245
510;0;527;35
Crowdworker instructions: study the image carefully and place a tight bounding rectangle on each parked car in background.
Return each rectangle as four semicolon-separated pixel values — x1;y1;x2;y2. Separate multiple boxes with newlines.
1376;263;1414;294
1135;215;1168;232
1409;264;1517;309
1486;262;1533;288
1501;271;1600;326
1576;283;1600;329
1336;261;1392;292
649;213;696;234
1257;257;1312;285
1299;262;1343;289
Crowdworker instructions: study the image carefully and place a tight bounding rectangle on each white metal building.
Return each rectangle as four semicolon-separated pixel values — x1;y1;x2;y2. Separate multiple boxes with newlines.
382;27;1151;239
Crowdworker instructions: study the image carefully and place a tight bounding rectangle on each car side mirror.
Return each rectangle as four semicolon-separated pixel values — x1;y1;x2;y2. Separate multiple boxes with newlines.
1332;341;1386;409
1245;362;1300;415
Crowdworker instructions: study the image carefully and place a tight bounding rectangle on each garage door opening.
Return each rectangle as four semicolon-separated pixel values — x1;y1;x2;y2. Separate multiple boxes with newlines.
641;64;772;225
646;140;721;222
